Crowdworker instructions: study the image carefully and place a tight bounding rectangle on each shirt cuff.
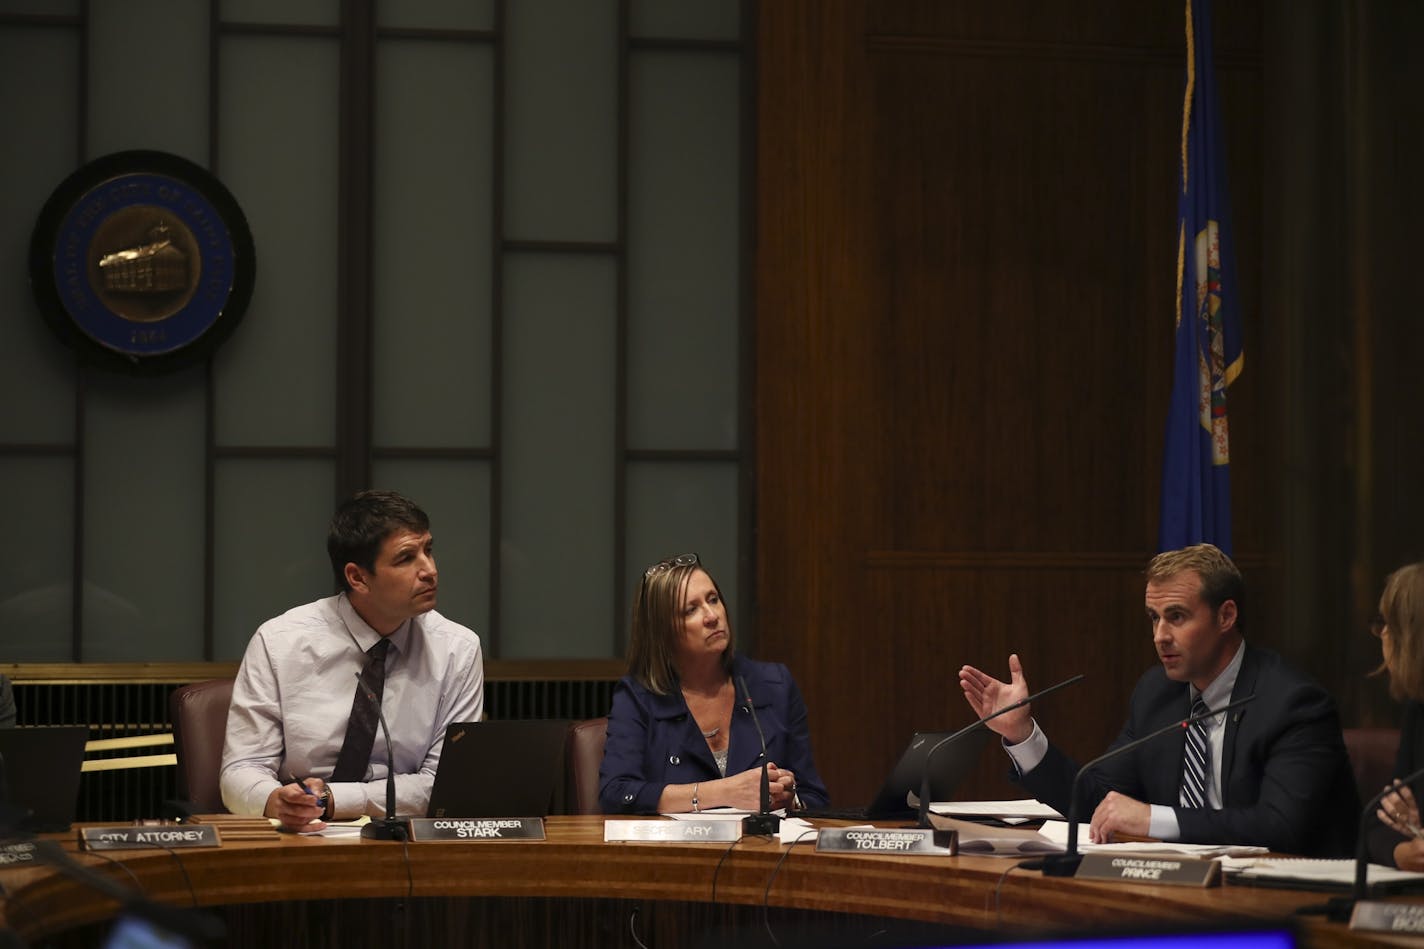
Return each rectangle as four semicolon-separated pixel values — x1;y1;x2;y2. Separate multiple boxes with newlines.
1148;804;1181;840
1002;719;1048;774
326;781;368;820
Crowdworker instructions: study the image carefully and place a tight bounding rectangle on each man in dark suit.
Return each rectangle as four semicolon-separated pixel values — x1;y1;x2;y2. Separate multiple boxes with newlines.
959;544;1358;857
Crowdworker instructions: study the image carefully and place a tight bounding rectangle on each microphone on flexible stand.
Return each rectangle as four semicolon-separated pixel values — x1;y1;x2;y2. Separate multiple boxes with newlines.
1031;693;1257;876
1303;764;1424;921
916;673;1085;829
737;675;780;836
353;674;409;841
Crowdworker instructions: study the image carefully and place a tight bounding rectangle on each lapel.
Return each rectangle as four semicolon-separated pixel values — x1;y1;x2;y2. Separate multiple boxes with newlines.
1220;644;1258;798
645;680;724;776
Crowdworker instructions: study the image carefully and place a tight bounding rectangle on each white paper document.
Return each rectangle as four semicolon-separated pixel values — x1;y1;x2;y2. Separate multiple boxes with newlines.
926;815;1063;855
1220;857;1424;888
930;799;1064;821
1034;820;1268;858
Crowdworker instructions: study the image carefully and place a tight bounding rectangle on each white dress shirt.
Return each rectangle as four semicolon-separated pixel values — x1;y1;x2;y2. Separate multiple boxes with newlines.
220;593;484;820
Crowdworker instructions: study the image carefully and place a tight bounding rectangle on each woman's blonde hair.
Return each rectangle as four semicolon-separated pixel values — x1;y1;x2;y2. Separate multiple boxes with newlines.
626;554;735;695
1377;562;1424;702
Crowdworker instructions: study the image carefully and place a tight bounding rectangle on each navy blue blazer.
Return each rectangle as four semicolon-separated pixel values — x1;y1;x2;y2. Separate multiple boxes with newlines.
598;654;829;814
1019;644;1359;857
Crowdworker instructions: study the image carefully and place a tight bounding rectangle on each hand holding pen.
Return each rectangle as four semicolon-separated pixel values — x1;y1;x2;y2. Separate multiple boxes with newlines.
1377;779;1424;839
265;773;329;832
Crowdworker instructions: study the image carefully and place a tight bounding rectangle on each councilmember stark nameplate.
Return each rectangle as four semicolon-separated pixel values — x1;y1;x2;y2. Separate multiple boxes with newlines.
604;820;742;843
815;827;957;856
81;825;221;851
407;818;545;841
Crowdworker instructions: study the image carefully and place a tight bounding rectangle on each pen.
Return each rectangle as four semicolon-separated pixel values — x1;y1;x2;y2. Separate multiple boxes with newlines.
288;773;320;804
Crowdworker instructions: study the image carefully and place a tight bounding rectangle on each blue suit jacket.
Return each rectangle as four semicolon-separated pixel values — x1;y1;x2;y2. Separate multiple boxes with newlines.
1019;644;1358;857
598;654;829;814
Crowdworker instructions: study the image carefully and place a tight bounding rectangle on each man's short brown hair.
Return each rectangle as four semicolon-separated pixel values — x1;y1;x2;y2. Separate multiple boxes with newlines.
1146;543;1245;628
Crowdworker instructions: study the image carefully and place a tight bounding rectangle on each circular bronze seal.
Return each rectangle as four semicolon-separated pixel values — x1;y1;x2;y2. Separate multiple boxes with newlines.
29;150;256;373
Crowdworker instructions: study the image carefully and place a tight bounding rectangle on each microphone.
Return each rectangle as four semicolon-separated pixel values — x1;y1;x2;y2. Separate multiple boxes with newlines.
916;673;1085;828
737;675;780;835
1035;693;1257;876
353;673;409;842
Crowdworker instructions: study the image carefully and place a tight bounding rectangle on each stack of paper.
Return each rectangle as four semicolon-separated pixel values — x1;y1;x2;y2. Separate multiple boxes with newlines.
1221;857;1424;889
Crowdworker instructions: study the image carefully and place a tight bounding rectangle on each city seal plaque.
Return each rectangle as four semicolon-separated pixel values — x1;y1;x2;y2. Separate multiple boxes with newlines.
29;150;255;373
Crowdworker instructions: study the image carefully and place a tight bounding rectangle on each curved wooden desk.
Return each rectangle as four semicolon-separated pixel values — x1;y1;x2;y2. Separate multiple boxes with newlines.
0;817;1410;947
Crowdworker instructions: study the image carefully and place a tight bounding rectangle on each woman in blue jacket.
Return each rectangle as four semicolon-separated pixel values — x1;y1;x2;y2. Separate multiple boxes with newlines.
598;553;828;814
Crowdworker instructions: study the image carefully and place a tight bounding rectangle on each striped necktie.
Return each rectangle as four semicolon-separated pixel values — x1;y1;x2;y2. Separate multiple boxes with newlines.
1180;696;1211;808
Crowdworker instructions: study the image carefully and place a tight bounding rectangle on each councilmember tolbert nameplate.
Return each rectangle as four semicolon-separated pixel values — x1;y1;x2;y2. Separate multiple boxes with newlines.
1074;853;1220;887
604;820;742;843
815;827;957;856
80;825;221;851
407;818;546;841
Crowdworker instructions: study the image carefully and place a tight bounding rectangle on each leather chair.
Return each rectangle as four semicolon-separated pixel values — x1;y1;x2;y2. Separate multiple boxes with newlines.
169;678;236;814
565;717;608;815
1343;726;1400;802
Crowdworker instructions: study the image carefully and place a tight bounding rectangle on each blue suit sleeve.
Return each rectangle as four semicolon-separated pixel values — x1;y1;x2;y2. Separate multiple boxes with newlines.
598;680;666;814
777;669;829;807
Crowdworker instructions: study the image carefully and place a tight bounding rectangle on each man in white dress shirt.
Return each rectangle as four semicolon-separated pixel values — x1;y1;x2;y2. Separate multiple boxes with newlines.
220;490;483;830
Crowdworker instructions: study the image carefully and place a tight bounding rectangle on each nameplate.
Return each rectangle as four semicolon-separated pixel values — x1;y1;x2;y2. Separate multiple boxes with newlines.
815;827;957;856
1351;900;1424;933
1075;852;1220;887
80;825;221;851
604;820;742;843
0;841;39;866
407;817;546;841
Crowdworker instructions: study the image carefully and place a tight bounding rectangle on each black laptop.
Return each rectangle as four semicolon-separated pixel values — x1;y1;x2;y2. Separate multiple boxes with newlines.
796;724;991;820
0;725;90;833
426;720;570;819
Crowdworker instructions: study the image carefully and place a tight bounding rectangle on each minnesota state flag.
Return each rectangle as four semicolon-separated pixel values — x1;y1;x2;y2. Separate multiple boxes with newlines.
1158;0;1243;555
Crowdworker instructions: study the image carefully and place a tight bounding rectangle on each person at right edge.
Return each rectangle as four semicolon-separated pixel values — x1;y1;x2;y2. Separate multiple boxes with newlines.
1365;561;1424;868
960;543;1358;857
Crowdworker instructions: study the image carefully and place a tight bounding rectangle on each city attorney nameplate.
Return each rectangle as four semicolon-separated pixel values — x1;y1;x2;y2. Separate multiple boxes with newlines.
81;825;221;851
604;820;742;843
1075;853;1220;887
407;818;546;841
815;828;957;856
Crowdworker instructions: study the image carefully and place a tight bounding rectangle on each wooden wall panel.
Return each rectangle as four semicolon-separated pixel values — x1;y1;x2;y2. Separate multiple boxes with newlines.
756;0;1274;807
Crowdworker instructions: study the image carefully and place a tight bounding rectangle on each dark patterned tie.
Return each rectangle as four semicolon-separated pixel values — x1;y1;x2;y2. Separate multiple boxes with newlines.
1180;696;1211;808
330;638;391;782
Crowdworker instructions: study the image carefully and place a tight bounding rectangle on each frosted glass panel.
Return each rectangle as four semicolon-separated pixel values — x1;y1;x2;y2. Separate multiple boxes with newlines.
373;41;494;449
630;0;739;39
377;0;494;30
82;369;206;661
221;0;338;26
627;53;740;450
0;0;78;15
372;460;491;644
88;0;208;160
625;462;739;651
213;36;339;447
501;255;615;657
213;459;333;659
0;458;74;660
504;0;617;241
0;28;78;444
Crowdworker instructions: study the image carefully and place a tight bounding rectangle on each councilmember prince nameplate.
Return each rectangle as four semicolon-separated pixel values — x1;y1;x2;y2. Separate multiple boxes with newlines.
29;150;255;374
